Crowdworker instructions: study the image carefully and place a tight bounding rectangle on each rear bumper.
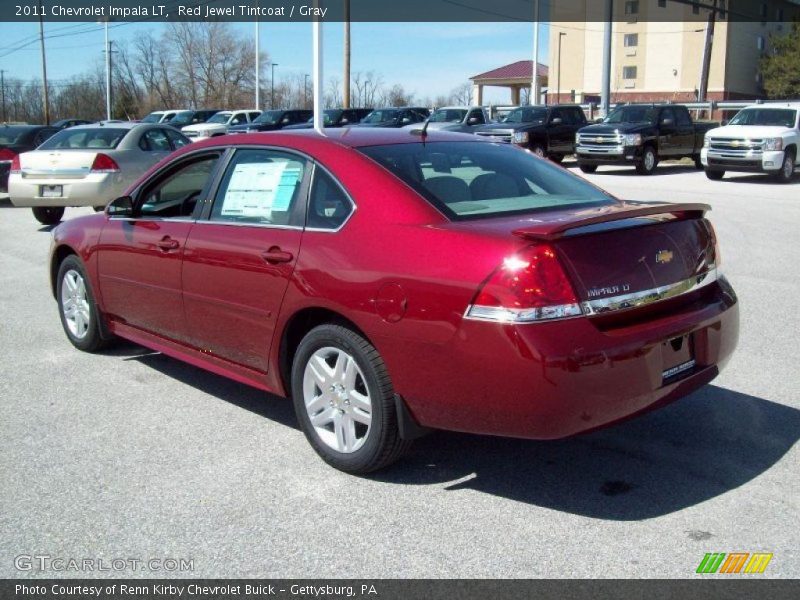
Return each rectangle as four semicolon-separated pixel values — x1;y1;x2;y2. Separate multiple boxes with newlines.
8;173;122;207
701;148;784;172
383;277;738;439
576;145;644;165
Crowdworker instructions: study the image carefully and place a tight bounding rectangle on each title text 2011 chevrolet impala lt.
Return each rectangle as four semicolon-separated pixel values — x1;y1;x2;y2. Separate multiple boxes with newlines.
49;129;738;473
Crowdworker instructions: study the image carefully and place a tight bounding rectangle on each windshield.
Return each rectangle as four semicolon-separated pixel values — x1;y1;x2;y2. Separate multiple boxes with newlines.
0;127;30;145
38;128;128;150
359;141;613;221
362;110;399;124
207;112;232;124
728;108;797;128
166;111;193;124
503;108;548;124
604;106;657;124
430;109;468;123
253;111;283;124
141;112;164;123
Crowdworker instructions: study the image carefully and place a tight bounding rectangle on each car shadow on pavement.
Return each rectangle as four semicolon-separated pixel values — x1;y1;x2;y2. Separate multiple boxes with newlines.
372;385;800;520
567;164;701;177
715;174;798;184
115;343;299;431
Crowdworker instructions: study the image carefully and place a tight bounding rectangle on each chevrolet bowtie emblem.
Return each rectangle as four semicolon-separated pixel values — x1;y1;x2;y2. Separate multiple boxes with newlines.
731;140;741;147
595;137;603;143
656;250;674;264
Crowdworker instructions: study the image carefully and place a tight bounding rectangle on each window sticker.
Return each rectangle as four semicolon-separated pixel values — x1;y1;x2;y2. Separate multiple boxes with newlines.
220;161;302;220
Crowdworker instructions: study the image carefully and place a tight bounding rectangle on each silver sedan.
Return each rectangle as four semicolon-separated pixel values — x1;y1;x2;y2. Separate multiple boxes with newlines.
9;123;190;225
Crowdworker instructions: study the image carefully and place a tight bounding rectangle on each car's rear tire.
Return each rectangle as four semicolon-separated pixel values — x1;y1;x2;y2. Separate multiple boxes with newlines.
578;164;598;174
705;169;725;180
93;206;105;212
550;153;565;164
291;324;411;474
635;146;658;175
56;255;109;352
774;149;796;183
32;206;65;225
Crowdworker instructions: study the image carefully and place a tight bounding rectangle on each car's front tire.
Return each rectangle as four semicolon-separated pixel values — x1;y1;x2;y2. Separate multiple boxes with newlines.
774;149;796;183
705;169;725;180
636;146;658;175
578;164;597;174
32;206;65;225
56;255;108;352
291;324;411;474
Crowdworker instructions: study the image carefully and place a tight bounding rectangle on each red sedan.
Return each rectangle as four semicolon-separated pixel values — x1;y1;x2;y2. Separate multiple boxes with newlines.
49;128;738;473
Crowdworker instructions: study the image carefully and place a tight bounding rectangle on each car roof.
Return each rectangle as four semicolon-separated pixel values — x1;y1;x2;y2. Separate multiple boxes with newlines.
193;127;487;149
58;122;159;131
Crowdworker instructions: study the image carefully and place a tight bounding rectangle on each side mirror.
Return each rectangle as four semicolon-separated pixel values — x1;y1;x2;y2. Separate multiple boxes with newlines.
721;119;729;126
550;117;563;125
107;195;134;218
401;117;412;125
594;117;604;123
340;118;349;124
661;118;675;127
467;117;479;125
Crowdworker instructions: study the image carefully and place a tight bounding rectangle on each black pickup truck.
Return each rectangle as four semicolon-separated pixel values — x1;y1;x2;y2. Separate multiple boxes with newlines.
473;105;588;162
575;104;718;175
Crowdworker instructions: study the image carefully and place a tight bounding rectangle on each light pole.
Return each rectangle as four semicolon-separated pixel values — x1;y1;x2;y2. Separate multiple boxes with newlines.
270;63;279;109
255;21;260;110
531;0;539;105
38;0;49;125
557;32;566;105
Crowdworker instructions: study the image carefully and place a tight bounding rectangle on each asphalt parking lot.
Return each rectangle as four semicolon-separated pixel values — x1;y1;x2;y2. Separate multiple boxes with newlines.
1;162;798;579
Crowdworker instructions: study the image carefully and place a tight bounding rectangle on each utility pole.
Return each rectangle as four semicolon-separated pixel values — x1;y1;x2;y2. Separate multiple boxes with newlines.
312;12;323;133
698;0;718;103
557;32;566;104
304;74;310;108
531;0;540;105
38;0;49;125
600;0;613;117
270;63;278;109
343;0;351;108
255;21;260;110
1;70;6;122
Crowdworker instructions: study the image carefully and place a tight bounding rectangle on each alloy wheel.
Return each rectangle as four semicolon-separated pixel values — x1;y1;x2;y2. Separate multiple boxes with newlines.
61;269;91;339
302;347;373;453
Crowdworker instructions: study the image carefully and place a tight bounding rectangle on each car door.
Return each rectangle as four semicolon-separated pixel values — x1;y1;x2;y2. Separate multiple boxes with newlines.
138;128;175;162
181;147;310;372
658;107;677;156
673;106;696;155
547;108;571;153
96;152;222;343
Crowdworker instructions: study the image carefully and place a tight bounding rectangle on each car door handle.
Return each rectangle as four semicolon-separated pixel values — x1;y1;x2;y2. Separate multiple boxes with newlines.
156;237;180;251
261;247;294;264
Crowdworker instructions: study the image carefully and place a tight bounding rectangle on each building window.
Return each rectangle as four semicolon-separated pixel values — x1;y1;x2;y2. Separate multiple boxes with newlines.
757;36;765;51
624;33;639;47
658;0;666;7
623;66;638;79
625;0;639;15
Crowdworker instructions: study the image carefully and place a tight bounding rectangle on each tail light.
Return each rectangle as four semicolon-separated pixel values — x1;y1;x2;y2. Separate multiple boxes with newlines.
10;154;21;174
708;221;722;269
0;148;17;162
465;244;583;323
90;153;120;173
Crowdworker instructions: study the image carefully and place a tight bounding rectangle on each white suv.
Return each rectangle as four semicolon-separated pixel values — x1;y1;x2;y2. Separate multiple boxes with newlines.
701;102;799;182
182;110;261;141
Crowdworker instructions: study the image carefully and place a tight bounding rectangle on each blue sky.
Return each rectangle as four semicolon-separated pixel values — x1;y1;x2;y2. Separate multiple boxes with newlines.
0;21;549;104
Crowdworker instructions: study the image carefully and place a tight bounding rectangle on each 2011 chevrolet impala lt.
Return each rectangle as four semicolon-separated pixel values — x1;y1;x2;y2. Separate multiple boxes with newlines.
49;128;739;473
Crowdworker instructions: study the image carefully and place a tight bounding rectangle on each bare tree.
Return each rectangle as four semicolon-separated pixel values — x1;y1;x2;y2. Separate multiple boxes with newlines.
449;82;473;106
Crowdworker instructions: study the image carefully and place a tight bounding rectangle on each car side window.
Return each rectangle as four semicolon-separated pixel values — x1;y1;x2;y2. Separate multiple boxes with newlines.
571;107;587;124
230;112;247;125
139;129;172;152
211;149;307;226
248;111;261;122
550;108;564;124
468;109;486;125
138;154;220;219
307;168;353;231
165;128;190;150
660;108;676;125
676;107;692;127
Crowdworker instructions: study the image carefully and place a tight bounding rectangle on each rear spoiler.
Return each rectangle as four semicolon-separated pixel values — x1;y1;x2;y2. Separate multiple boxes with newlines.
512;201;711;241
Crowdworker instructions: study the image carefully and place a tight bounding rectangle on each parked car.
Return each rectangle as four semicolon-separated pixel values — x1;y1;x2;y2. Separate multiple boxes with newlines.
701;103;799;182
283;108;373;130
52;119;94;130
140;110;192;124
0;124;59;192
182;110;261;140
164;109;222;130
48;128;737;474
9;122;190;224
353;107;429;128
228;109;313;133
576;103;717;175
474;105;587;162
408;106;490;133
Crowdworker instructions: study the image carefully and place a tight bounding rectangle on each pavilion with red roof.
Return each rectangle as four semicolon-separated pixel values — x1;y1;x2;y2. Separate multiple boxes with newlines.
469;60;549;106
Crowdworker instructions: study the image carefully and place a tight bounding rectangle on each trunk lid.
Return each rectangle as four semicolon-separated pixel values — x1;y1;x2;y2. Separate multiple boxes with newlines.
20;150;100;179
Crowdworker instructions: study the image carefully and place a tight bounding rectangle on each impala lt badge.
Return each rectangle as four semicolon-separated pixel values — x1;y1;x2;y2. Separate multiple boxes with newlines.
656;250;674;264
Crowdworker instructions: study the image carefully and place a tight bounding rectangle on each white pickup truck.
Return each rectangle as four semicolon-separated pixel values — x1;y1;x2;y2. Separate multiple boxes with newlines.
701;102;799;183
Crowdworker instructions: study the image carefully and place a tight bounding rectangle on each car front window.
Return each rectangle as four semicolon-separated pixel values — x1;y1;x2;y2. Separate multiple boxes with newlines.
141;113;163;123
0;127;29;145
359;141;612;221
430;109;468;123
254;111;283;124
604;106;657;124
503;108;547;124
728;108;797;128
206;112;232;124
363;110;399;124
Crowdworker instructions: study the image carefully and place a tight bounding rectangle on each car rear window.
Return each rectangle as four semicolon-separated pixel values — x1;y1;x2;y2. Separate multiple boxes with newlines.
0;127;31;145
359;141;613;220
38;128;128;150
